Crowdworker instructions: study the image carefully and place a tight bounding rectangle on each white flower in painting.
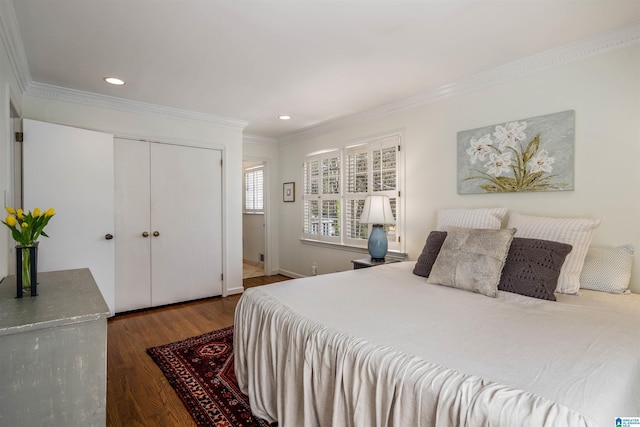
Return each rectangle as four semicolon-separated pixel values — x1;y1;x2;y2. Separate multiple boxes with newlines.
493;121;527;150
466;134;493;164
484;152;513;177
529;149;555;173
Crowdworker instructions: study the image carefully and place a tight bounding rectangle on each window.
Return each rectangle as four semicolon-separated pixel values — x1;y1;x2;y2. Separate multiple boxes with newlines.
303;135;401;251
303;152;341;243
244;165;263;213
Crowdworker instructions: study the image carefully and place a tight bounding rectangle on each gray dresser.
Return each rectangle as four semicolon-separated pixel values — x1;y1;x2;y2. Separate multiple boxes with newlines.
0;268;109;426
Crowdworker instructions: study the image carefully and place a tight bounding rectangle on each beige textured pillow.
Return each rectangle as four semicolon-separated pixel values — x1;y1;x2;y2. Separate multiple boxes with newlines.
507;213;601;295
427;227;516;297
435;207;507;231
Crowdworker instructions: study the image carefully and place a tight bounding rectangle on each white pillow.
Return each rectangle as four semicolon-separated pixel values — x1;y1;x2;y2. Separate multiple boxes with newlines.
436;207;507;231
506;212;601;295
580;244;634;294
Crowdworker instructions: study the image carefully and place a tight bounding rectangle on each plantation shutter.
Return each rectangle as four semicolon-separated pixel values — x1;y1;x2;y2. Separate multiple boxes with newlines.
303;151;341;243
345;145;368;244
345;136;399;249
244;166;263;213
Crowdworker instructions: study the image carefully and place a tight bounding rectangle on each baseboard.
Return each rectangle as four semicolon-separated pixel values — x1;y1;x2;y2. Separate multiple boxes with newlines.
226;286;244;296
242;259;264;268
277;268;305;279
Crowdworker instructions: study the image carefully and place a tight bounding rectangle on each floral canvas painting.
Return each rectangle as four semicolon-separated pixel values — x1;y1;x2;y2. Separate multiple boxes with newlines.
457;110;575;194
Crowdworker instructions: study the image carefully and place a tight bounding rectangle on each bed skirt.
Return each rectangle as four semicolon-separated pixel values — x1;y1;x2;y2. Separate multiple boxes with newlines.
234;288;596;427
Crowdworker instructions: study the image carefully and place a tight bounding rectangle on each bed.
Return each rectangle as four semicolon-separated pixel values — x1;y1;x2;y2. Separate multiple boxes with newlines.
234;210;640;427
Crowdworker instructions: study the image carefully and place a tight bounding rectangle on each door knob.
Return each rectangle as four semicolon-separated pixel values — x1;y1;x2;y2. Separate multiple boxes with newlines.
105;234;114;240
142;231;149;237
153;231;160;237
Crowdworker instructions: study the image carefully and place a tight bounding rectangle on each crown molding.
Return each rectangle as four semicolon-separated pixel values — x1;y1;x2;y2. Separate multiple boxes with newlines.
0;0;31;93
278;22;640;146
25;82;248;130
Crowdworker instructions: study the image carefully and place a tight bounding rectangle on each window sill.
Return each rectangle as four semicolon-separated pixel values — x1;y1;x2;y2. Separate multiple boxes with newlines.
300;238;407;260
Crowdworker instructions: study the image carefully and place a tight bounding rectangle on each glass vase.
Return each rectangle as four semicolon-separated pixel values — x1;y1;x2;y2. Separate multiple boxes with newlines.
16;243;38;298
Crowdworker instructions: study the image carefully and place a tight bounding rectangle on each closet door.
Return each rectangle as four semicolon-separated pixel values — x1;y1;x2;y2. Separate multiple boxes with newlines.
150;143;223;306
114;139;151;312
23;119;115;314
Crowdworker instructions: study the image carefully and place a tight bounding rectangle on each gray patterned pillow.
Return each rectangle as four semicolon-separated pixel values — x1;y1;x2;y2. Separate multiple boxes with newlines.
427;227;516;297
498;238;573;301
413;231;448;277
579;244;634;294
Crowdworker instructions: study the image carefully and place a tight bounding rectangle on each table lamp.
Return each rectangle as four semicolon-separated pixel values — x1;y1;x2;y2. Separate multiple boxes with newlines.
359;195;395;261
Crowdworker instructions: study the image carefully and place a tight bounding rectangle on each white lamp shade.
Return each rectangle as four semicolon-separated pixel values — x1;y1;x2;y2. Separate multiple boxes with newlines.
360;195;395;225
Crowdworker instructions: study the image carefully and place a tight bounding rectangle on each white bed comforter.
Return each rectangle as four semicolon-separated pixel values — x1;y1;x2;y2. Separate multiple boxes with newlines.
234;262;640;427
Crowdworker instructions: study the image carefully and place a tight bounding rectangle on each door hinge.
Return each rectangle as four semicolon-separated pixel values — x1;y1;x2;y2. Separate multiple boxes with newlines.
397;145;400;151
220;159;223;167
15;132;23;142
220;273;224;281
398;236;401;243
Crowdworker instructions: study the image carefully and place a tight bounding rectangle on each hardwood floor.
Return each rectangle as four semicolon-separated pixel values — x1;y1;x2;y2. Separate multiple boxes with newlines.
106;275;292;427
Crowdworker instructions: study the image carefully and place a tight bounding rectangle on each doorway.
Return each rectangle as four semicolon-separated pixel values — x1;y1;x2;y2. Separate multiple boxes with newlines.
242;160;267;278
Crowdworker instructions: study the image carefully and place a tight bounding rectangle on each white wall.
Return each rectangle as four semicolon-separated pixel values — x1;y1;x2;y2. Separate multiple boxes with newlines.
21;95;246;296
278;45;640;292
243;214;265;264
243;136;280;275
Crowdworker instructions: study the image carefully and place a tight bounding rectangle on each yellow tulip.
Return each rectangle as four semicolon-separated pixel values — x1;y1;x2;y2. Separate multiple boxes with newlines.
21;222;28;228
17;209;24;220
5;206;15;215
33;208;41;217
6;216;17;227
45;208;55;217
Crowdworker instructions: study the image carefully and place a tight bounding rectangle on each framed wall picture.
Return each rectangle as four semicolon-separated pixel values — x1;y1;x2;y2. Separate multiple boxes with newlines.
283;182;295;202
457;110;575;194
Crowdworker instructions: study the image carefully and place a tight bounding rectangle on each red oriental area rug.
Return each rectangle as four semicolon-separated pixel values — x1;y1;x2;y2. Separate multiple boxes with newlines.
147;326;275;427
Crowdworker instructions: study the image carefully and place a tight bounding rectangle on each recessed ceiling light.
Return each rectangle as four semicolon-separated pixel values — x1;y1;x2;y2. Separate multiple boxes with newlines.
104;77;125;86
278;115;291;120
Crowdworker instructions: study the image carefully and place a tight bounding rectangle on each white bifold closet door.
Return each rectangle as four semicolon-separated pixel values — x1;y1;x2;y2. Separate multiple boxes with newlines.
114;139;223;312
114;139;151;312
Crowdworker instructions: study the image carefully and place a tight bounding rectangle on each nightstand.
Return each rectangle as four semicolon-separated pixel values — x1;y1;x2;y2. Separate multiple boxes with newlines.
351;258;401;270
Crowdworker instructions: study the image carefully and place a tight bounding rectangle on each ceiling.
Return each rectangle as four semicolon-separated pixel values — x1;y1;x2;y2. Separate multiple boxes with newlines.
10;1;640;140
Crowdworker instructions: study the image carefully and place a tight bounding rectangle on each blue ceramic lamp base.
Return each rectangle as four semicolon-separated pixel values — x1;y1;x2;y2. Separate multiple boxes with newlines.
367;224;388;261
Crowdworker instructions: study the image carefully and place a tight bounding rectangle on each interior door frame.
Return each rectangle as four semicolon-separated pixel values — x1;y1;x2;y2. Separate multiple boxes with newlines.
114;132;234;295
5;86;22;276
242;156;271;276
